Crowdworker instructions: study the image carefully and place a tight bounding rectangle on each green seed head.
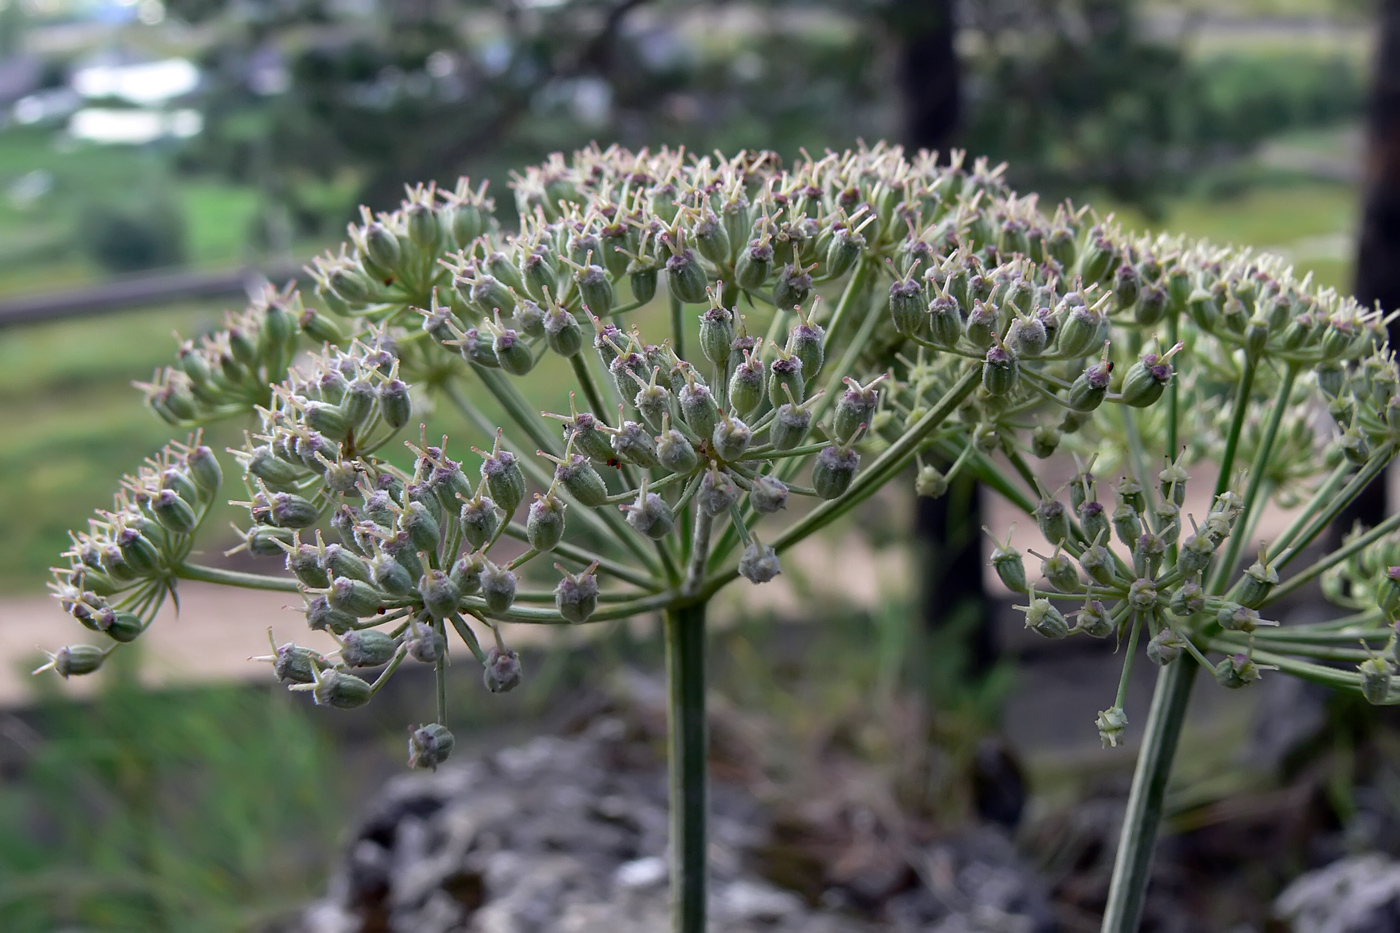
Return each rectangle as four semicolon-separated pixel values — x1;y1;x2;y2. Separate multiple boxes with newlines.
407;722;455;770
483;646;524;693
340;629;398;668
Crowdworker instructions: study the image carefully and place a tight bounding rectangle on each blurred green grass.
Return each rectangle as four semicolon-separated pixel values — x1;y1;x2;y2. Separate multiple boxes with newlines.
1112;177;1357;292
0;659;344;933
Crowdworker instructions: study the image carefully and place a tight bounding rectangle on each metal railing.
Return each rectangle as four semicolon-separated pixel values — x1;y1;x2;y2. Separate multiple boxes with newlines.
0;260;308;329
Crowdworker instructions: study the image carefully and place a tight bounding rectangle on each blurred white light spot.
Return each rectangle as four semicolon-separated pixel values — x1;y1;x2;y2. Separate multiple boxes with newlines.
425;50;455;79
68;107;202;145
137;0;164;24
72;58;198;106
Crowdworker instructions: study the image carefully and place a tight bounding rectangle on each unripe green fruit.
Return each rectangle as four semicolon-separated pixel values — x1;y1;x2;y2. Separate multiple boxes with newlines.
965;300;998;350
770;403;811;451
768;356;804;406
554;454;608;507
657;429;699;474
544;306;584;357
749;475;789;513
728;357;765;418
43;645;107;678
117;527;162;575
888;277;926;337
679;382;720;441
1147;630;1184;666
1077;600;1114;638
309;668;374;709
494;329;535;376
990;536;1026;592
328;577;386;618
270;641;325;684
735;239;774;290
812;445;859;500
699;305;734;365
981;345;1019;397
93;609;143;643
1057;304;1104;358
186;445;223;497
341;629;398;667
1023;596;1069;639
371;553;416;596
1040;551;1079;592
554;568;599;624
526;493;567;551
378;379;413;428
408;722;455;770
418;569;463;619
631;268;658;305
1035;498;1071;546
483;646;523;693
739;540;782;584
1007;315;1047;358
481;449;528;516
825;227;864;278
712;415;752;462
479;561;517;615
364;222;401;274
666;249;709;304
927;296;961;348
1214;653;1263;689
1121;355;1173;408
152;489;198;534
787;318;825;378
773;263;812;310
269;493;320;529
625;491;675;539
1360;657;1394;705
612;421;660;468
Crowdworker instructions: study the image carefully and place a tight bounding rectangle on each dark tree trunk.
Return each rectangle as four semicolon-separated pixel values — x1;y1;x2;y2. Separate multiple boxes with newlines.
1335;0;1400;543
895;0;961;155
888;0;994;669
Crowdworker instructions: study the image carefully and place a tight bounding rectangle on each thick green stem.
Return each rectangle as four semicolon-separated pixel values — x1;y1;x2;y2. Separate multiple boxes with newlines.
1101;657;1197;933
665;601;708;933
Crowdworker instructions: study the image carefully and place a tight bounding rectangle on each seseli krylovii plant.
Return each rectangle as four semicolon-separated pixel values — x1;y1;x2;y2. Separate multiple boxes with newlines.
38;144;1398;933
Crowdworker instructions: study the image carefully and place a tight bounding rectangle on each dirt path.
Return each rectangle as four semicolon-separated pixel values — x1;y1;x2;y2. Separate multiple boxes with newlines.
0;532;905;708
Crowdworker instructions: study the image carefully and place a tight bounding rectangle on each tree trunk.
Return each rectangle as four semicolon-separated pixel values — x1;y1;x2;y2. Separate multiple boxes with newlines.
1336;0;1400;542
890;0;991;661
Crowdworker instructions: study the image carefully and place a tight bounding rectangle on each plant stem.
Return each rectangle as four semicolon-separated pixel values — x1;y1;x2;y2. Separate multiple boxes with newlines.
1212;353;1258;501
571;353;616;428
1211;364;1297;593
444;376;662;574
670;292;687;362
1264;509;1400;605
175;563;301;592
665;601;708;933
1101;657;1197;933
501;524;660;591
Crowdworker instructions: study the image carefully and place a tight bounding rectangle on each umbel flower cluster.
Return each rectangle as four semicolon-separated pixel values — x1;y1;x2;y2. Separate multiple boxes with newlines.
41;143;1399;772
983;235;1400;748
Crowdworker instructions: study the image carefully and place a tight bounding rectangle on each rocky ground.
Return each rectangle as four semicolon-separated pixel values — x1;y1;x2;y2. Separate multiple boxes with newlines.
288;676;1056;933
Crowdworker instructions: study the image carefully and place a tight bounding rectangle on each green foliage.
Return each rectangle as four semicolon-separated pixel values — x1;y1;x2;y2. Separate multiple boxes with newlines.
78;193;188;273
0;657;342;932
